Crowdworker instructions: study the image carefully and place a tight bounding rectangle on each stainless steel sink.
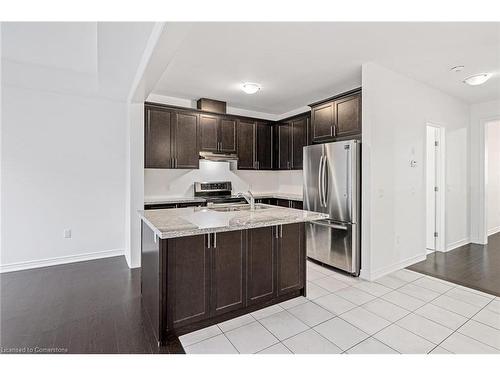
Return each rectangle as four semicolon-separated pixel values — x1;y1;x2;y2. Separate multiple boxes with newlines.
207;203;272;212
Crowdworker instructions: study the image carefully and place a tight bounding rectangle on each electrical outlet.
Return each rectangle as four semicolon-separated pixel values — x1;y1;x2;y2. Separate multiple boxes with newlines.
64;229;72;239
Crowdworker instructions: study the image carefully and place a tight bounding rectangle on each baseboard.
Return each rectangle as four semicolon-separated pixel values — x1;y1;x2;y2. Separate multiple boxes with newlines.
446;238;470;252
0;249;125;273
368;253;427;281
487;226;500;236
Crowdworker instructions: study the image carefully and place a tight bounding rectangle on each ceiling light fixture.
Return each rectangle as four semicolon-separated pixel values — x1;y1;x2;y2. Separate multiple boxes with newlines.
241;82;261;94
450;65;464;72
463;73;492;86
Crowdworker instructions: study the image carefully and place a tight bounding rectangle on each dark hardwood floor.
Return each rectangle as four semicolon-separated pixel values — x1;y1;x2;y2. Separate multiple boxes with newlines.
408;232;500;297
0;256;182;354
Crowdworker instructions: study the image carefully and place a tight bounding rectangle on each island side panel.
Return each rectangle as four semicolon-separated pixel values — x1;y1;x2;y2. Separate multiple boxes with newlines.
141;221;167;345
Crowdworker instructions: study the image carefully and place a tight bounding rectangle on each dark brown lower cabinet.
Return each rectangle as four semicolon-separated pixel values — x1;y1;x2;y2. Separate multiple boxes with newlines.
246;226;276;305
141;222;305;345
167;235;210;328
278;223;305;295
211;231;246;316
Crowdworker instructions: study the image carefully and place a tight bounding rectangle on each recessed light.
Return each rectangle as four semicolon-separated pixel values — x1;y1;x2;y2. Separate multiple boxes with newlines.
241;82;261;94
450;65;464;72
463;73;492;86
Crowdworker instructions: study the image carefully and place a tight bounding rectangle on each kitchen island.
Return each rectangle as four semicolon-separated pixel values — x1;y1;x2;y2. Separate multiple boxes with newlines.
138;204;327;346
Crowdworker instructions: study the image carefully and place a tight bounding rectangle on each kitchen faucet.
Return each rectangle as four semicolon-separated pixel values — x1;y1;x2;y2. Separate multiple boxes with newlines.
236;191;255;210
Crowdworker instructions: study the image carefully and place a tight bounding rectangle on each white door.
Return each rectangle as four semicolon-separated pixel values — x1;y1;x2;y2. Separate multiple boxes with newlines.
426;126;439;251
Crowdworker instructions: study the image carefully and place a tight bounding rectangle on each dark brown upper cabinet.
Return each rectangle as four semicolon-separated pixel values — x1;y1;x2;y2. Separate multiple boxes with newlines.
174;111;200;168
145;104;199;169
256;122;273;170
144;106;174;169
200;114;237;153
335;93;361;138
237;120;273;170
275;113;309;170
310;89;361;143
199;114;219;152
237;120;256;169
311;102;335;142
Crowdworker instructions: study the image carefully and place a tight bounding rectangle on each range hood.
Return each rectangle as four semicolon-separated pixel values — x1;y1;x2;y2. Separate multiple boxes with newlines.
199;151;238;162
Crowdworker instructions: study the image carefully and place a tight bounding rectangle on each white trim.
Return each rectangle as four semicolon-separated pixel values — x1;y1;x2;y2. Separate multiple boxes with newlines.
487;225;500;236
363;253;427;281
426;122;446;253
476;116;500;245
446;238;470;252
0;249;124;273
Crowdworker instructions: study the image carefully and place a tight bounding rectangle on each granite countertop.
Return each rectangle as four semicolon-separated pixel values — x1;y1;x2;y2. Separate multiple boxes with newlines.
144;192;303;205
138;204;327;239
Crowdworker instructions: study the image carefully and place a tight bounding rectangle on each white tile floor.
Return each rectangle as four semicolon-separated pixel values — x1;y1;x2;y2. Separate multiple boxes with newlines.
180;260;500;354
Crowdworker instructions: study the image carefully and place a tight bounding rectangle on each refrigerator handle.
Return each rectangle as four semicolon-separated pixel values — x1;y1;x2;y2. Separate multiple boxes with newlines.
322;155;328;206
346;145;352;222
318;155;324;207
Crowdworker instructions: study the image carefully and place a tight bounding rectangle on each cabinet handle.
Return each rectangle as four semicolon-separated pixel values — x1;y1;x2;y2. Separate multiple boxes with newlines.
274;226;279;239
332;125;336;137
206;233;211;248
280;225;283;238
213;233;217;248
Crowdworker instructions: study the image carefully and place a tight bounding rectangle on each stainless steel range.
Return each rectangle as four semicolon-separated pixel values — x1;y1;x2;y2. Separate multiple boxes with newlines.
194;181;247;205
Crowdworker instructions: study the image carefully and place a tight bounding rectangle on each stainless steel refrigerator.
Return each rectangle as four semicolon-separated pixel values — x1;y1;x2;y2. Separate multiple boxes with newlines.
303;140;361;276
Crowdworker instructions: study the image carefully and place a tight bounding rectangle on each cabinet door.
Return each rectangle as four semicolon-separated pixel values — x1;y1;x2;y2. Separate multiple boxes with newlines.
237;120;256;169
278;223;305;295
211;231;246;316
290;116;308;169
291;200;303;210
311;102;334;142
145;106;173;168
173;112;199;169
247;226;276;305
199;114;219;152
335;93;361;137
276;199;290;208
167;235;210;327
256;122;273;170
219;118;237;153
277;123;290;170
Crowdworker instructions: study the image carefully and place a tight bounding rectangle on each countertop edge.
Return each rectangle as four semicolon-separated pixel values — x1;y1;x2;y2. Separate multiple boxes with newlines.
137;210;327;240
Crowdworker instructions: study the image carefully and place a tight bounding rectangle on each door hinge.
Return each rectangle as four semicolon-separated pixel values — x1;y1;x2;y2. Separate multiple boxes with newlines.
434;232;438;238
434;141;439;147
434;186;439;192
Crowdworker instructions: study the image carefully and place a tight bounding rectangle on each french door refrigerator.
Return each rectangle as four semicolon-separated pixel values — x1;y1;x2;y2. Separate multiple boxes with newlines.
303;140;361;276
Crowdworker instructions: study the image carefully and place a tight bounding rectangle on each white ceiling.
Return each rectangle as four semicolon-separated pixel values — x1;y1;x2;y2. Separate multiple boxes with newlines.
151;22;500;114
1;22;155;101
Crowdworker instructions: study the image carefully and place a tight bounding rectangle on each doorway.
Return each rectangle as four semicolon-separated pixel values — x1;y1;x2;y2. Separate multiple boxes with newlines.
486;120;500;238
425;124;445;253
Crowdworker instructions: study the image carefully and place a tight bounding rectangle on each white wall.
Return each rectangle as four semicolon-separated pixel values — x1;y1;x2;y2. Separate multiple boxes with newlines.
1;86;127;271
361;63;470;280
145;161;303;199
486;120;500;235
469;99;500;243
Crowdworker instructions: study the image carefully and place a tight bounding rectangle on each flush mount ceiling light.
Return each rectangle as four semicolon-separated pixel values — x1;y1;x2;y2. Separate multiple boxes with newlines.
450;65;464;72
241;82;261;94
463;73;492;86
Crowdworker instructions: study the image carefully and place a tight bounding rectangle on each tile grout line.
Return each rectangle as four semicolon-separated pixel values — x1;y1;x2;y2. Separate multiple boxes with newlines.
428;297;500;353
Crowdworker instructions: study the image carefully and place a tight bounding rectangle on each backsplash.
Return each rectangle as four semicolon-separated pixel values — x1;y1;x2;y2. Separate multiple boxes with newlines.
144;160;303;199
